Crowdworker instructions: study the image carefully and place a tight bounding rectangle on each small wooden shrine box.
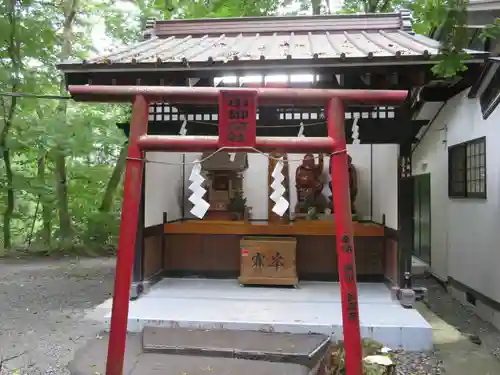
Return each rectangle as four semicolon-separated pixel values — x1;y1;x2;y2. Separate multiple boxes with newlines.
201;151;248;220
238;236;298;287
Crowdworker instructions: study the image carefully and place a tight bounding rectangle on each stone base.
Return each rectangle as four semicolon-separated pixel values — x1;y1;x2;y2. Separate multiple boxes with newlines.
99;279;433;351
69;332;324;375
130;282;144;300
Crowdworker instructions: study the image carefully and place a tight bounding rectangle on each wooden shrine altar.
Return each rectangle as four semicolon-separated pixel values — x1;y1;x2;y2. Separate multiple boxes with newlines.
163;219;386;282
159;147;386;284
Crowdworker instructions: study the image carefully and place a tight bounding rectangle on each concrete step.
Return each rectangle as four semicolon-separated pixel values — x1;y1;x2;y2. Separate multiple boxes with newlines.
142;326;331;367
69;332;327;375
131;353;315;375
412;256;429;275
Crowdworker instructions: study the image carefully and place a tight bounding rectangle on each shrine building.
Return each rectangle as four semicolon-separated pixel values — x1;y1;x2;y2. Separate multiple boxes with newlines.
59;10;488;359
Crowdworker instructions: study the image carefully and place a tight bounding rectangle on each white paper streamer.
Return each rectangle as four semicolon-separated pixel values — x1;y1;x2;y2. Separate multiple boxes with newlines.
188;160;209;219
297;122;305;137
272;197;289;216
179;119;188;136
269;158;289;217
352;116;360;144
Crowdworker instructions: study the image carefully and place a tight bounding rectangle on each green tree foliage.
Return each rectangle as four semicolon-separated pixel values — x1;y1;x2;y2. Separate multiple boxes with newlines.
0;0;281;255
0;0;497;254
341;0;404;13
340;0;499;77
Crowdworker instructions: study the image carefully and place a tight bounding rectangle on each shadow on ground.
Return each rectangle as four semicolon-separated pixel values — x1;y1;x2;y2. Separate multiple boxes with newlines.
417;276;500;375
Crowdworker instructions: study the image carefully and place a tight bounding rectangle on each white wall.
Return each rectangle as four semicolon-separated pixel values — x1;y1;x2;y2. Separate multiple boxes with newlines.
243;153;269;220
372;145;399;229
412;90;500;301
144;152;183;226
181;146;397;222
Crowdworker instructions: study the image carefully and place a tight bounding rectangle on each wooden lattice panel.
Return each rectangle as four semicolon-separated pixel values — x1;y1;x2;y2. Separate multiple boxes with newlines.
148;104;395;122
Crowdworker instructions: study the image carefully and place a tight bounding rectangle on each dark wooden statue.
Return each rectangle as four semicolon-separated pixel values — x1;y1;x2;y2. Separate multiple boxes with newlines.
329;154;358;214
295;153;327;214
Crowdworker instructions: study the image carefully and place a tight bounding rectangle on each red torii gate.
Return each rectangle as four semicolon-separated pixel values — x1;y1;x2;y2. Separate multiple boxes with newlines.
68;85;407;375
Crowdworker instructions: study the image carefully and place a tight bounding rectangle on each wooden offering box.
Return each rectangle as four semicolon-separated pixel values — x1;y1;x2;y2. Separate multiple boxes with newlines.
238;236;298;287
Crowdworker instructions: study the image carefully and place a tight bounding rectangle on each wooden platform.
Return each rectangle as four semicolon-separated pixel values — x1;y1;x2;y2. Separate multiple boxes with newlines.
152;220;388;281
164;220;384;236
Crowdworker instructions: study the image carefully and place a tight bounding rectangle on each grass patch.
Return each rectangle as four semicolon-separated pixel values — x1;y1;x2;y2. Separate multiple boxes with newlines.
0;243;116;260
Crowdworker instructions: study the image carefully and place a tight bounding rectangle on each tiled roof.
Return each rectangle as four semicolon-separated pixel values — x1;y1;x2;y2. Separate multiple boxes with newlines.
59;12;487;71
88;31;442;63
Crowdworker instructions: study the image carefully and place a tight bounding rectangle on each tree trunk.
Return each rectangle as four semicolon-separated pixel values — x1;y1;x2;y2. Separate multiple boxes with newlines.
311;0;321;14
53;0;79;243
54;152;71;240
2;150;14;249
324;0;332;14
0;1;21;249
1;104;16;250
99;142;128;213
37;151;51;245
363;0;391;13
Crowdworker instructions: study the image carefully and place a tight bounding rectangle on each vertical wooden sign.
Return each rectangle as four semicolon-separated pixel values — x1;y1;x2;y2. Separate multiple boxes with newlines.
218;90;257;148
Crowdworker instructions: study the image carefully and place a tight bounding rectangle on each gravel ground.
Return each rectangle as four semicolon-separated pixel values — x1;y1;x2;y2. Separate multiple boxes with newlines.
419;276;500;357
0;257;115;375
392;349;443;375
0;258;499;375
389;275;500;375
390;276;445;375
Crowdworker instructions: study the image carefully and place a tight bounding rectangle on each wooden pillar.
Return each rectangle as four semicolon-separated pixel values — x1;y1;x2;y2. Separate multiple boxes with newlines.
398;129;414;287
130;168;145;300
267;152;290;223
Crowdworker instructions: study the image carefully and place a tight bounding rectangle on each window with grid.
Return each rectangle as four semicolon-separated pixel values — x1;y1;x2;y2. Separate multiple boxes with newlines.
448;137;486;199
